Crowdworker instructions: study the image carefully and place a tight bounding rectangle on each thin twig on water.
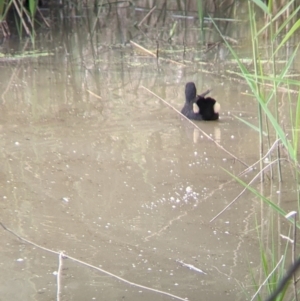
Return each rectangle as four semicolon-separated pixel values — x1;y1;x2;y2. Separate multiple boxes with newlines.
57;252;63;301
130;40;156;57
0;222;188;301
87;89;102;99
130;41;186;66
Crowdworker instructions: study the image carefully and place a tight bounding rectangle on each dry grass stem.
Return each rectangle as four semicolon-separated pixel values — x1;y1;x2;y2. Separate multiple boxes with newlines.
238;138;281;177
251;256;284;301
0;222;188;301
138;6;157;27
57;252;63;301
1;64;22;103
130;41;186;66
210;157;285;222
87;89;102;99
263;257;300;301
130;40;156;57
38;8;51;27
12;0;31;35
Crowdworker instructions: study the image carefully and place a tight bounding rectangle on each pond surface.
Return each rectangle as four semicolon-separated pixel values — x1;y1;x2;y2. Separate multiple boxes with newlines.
0;4;299;301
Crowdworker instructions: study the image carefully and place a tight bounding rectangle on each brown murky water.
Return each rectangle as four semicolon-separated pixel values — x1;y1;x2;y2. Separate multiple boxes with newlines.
0;4;299;301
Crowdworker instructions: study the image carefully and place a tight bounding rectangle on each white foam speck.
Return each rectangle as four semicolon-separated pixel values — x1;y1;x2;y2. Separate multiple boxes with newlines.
186;186;192;193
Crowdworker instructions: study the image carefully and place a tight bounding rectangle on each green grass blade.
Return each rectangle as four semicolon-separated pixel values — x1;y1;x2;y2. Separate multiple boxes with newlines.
256;2;299;39
277;44;299;81
0;0;14;19
250;0;269;14
274;19;300;55
0;0;5;17
233;115;267;136
293;92;300;161
223;168;288;219
196;0;204;31
255;98;293;159
28;0;37;18
273;5;300;40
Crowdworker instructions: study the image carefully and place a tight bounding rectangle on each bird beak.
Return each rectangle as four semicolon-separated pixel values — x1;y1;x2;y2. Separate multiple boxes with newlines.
213;102;221;114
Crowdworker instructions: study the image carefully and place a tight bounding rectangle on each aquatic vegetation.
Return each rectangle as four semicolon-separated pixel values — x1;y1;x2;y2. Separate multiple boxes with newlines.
0;0;39;38
211;1;300;300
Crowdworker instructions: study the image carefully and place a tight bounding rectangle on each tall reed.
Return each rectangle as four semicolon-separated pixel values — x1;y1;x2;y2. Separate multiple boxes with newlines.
209;0;300;299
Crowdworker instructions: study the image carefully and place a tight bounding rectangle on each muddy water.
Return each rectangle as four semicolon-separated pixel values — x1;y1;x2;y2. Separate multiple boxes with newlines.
0;8;299;301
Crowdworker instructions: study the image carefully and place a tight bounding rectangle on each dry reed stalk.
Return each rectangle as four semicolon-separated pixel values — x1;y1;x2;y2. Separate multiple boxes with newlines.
130;40;156;57
211;155;288;222
0;222;187;301
238;138;281;177
12;0;32;36
38;7;50;27
57;252;63;301
130;41;186;66
138;5;157;27
263;256;300;301
87;89;102;99
251;256;284;301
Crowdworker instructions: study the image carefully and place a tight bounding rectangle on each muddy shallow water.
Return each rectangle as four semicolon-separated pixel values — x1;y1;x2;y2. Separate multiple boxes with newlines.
0;6;299;301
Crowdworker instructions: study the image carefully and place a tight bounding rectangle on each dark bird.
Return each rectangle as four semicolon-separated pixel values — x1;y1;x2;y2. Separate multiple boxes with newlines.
181;82;220;120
